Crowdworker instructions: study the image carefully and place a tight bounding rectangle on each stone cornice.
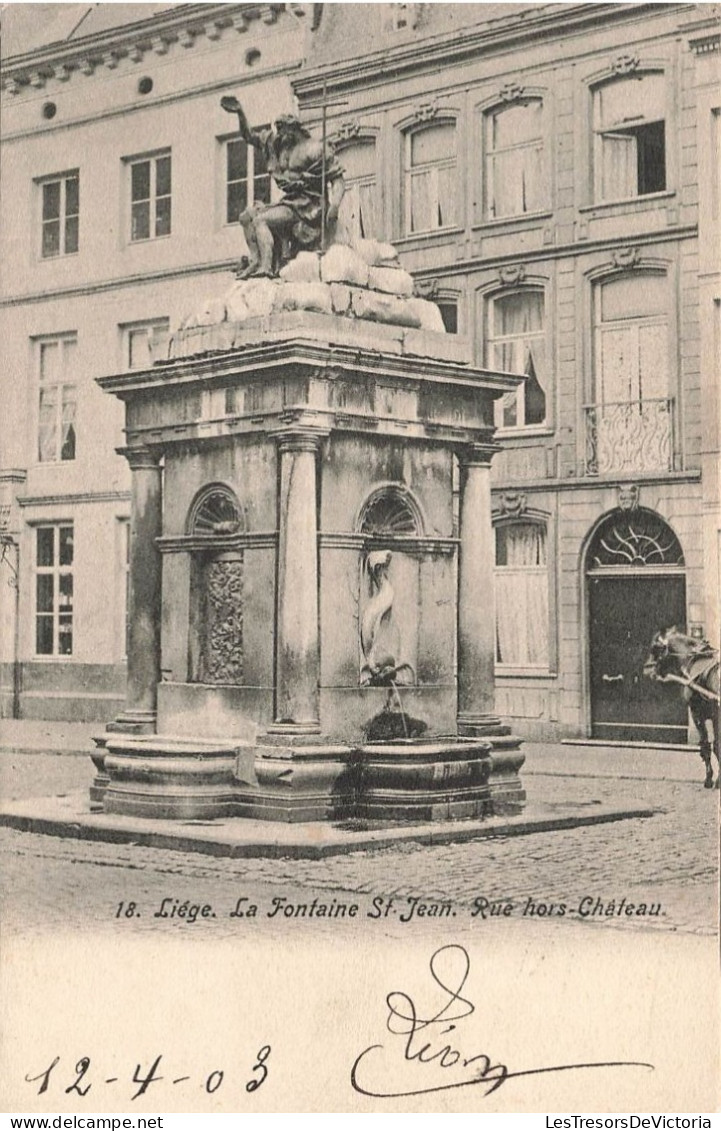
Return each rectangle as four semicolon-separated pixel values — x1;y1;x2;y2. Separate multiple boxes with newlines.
294;3;681;99
97;337;519;399
2;3;286;93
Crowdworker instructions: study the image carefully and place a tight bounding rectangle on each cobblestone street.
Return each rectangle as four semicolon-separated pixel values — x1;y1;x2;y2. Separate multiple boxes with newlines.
1;749;717;940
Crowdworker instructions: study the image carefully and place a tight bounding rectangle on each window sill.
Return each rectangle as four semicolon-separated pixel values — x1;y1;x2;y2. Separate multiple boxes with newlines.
472;210;553;232
34;460;75;468
39;251;80;263
495;667;557;679
579;190;675;215
128;234;172;246
494;426;554;440
394;226;464;248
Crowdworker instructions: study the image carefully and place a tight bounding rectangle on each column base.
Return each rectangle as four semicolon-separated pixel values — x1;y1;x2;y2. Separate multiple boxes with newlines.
89;736;109;811
106;709;157;736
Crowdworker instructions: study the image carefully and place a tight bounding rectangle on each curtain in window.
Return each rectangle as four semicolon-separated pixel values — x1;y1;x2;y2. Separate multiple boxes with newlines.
600;132;636;200
410;167;436;232
61;387;76;461
38;387;57;462
495;524;549;666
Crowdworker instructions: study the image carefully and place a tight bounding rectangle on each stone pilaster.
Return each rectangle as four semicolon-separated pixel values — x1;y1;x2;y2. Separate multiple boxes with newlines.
269;429;325;732
109;446;163;734
456;441;504;735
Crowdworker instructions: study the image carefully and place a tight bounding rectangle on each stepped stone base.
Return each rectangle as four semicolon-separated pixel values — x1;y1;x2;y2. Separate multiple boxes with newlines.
92;732;525;823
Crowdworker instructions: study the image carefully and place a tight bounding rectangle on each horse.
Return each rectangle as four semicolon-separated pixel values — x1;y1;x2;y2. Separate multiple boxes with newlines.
643;627;720;788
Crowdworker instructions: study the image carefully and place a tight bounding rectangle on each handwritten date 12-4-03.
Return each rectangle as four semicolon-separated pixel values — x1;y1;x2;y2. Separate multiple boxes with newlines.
25;1048;270;1103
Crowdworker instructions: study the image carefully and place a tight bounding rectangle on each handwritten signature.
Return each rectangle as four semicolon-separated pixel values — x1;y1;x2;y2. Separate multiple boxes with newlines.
351;944;653;1099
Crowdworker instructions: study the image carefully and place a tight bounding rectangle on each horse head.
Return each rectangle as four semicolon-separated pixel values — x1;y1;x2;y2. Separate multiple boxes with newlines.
643;627;675;681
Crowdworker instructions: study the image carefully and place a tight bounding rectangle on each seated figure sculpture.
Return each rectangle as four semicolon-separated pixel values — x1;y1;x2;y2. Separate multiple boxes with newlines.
221;96;345;279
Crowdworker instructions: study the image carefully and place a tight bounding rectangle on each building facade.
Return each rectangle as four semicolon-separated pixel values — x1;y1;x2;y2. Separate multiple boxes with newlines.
294;1;721;743
1;2;719;743
0;2;312;720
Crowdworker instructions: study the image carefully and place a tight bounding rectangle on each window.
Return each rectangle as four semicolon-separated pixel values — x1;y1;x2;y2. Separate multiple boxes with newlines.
337;139;378;241
225;134;271;224
128;152;171;240
37;335;77;462
488;291;547;429
495;522;549;668
485;101;545;219
437;298;458;334
35;524;74;656
588;273;671;474
39;171;79;257
593;73;666;201
404;121;457;234
594;275;668;404
124;319;169;370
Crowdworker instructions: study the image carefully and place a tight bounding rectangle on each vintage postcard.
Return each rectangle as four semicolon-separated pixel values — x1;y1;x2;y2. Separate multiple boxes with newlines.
1;0;719;1116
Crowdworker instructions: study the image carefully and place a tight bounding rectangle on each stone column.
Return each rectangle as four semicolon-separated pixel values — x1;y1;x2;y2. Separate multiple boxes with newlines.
270;429;324;731
456;441;504;735
110;446;163;733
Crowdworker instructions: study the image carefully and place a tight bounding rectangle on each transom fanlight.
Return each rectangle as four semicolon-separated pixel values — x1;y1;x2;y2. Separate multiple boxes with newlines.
589;508;684;568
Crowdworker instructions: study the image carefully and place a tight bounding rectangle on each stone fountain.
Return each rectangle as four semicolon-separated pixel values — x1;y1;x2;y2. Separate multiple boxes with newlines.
92;239;526;824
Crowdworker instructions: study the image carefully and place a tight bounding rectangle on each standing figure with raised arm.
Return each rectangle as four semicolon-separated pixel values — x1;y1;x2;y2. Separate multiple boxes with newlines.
221;96;345;278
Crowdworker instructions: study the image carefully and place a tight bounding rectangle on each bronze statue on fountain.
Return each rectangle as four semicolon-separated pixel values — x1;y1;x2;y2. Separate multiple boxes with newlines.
221;96;345;279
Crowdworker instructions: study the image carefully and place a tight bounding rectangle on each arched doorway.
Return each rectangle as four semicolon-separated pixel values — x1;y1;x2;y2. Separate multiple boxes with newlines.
586;507;688;743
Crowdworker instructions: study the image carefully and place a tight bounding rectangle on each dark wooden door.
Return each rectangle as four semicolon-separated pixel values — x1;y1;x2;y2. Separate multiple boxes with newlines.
589;573;687;743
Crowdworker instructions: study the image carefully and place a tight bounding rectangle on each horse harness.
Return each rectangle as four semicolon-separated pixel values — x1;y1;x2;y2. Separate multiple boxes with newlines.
667;645;720;704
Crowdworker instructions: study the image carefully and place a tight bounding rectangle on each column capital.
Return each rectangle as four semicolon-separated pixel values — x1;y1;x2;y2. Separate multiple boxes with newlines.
457;439;500;469
119;445;163;471
270;427;329;455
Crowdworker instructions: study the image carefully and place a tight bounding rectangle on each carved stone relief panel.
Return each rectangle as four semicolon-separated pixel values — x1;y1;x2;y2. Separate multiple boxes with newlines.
199;554;244;684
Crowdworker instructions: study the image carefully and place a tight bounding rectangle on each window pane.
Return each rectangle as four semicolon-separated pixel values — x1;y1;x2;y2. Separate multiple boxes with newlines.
36;573;54;613
227;181;246;224
42;181;60;221
639;323;668;400
36;615;54;655
59;525;74;566
438;301;458;334
128;328;149;369
155;195;171;236
410;123;454;166
496;523;547;566
491;102;542;149
637;121;665;194
61;387;76;461
597;73;664;130
599;131;636;200
42;221;60;258
437;162;457;226
64;215;79;254
39;341;59;382
38;387;58;461
132;201;150;241
65;175;79;216
155;155;171;197
496;570;549;664
58;618;73;655
227;139;247;181
131;161;150;202
37;527;55;567
339;140;375;181
494;291;544;336
59;571;73;608
601;275;666;321
410;167;436;231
